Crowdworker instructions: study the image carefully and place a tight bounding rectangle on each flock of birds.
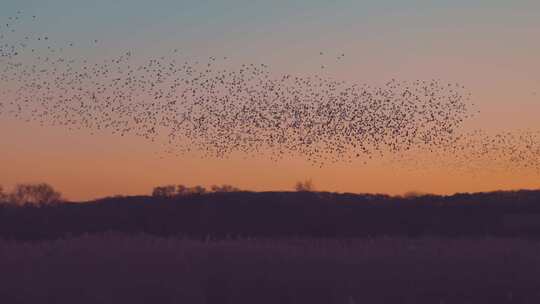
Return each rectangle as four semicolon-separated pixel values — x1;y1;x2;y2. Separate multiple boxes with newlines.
1;12;539;172
390;129;540;174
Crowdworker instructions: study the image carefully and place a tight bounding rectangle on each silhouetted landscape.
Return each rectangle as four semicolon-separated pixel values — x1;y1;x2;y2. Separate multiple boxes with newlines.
2;2;540;303
2;186;540;303
2;187;540;240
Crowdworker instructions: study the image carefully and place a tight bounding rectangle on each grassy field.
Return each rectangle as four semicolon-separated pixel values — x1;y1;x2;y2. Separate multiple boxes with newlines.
1;234;539;303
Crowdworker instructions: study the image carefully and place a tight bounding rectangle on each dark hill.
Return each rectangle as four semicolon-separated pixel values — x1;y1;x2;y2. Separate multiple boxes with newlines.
1;190;540;240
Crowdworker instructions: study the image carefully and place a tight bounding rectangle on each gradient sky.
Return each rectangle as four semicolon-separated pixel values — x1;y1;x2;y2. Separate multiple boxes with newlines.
1;0;539;200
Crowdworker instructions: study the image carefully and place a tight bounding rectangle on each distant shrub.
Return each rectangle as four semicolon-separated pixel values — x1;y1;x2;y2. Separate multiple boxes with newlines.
211;184;241;193
152;185;177;198
295;179;314;192
176;184;188;195
8;183;63;206
188;185;207;195
0;185;6;204
153;184;212;197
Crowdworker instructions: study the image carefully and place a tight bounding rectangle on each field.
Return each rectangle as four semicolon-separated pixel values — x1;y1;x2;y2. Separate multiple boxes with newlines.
1;234;539;304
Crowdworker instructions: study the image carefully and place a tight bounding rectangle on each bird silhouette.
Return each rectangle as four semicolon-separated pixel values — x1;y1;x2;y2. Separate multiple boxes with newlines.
1;12;538;171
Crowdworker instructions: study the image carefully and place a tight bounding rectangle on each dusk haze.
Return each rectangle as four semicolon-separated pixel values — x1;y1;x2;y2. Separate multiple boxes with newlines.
1;1;540;303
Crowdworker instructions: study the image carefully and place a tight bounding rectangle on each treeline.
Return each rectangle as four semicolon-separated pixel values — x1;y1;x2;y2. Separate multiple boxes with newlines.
0;183;242;205
1;189;540;240
0;183;63;206
152;179;314;197
152;184;241;197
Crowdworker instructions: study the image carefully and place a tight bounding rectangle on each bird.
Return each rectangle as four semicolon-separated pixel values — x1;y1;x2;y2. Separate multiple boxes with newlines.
1;12;538;173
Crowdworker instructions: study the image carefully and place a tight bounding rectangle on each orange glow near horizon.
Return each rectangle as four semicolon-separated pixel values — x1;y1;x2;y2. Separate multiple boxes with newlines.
1;116;539;201
1;2;539;201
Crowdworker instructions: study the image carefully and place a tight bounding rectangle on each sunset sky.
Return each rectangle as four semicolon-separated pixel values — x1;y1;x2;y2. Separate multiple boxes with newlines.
1;0;539;201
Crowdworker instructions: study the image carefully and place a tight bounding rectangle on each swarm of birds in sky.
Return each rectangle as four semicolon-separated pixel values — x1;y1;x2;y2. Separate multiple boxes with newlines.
389;129;540;174
1;12;539;171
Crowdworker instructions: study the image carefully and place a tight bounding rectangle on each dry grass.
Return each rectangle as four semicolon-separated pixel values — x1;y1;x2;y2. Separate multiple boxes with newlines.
1;234;539;303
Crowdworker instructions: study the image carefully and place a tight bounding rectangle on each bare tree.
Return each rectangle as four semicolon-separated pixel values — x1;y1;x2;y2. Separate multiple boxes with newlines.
188;185;207;195
176;184;188;196
152;185;176;198
9;183;63;206
0;185;6;204
295;179;314;192
210;184;240;193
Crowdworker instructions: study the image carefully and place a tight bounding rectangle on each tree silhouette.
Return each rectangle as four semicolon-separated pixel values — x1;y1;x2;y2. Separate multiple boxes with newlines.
153;184;218;197
0;185;6;203
211;184;240;193
176;184;188;196
9;183;63;206
295;179;314;192
152;185;176;198
188;185;207;195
